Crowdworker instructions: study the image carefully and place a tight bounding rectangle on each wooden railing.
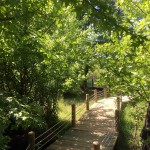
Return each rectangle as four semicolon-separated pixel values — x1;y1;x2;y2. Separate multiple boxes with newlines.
26;88;121;150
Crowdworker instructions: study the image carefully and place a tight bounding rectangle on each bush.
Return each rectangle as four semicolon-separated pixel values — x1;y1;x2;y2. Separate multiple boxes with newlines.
117;101;147;149
0;94;48;149
0;108;10;150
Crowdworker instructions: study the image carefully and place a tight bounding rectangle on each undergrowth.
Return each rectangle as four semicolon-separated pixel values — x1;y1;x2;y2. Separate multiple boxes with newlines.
116;100;147;150
58;94;94;122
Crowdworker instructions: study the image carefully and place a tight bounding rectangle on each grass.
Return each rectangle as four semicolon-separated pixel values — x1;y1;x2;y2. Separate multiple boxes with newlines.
115;100;147;150
54;94;92;137
58;94;94;121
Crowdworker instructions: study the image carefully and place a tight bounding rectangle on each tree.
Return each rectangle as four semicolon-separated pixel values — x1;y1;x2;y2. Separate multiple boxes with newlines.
0;0;97;148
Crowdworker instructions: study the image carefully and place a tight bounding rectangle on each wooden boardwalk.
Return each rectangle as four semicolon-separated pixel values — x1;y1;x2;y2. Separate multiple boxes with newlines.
46;97;125;150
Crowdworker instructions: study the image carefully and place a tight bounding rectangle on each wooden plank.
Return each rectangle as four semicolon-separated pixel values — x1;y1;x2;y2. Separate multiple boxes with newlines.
46;144;80;150
47;97;120;150
50;132;118;150
58;134;104;143
62;128;106;138
72;127;115;133
75;122;115;129
49;138;91;149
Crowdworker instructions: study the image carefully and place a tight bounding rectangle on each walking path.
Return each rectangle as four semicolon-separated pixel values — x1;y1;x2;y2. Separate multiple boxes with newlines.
46;96;129;150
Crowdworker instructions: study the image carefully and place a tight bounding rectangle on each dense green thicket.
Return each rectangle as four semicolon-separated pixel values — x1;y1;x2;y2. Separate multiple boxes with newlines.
0;1;97;148
117;101;147;149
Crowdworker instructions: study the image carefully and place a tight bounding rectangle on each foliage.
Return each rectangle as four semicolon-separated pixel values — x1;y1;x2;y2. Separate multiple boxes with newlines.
93;0;150;97
118;101;147;149
62;0;150;97
0;0;97;148
61;0;150;94
0;94;47;149
0;95;10;150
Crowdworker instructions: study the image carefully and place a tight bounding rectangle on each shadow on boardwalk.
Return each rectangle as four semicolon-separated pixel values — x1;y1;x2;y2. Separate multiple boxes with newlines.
46;96;129;150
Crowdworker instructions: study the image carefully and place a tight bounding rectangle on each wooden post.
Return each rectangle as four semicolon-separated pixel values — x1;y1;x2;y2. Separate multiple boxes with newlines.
92;79;94;88
116;96;121;111
107;87;110;97
72;104;76;127
104;88;107;98
91;141;100;150
120;95;122;109
115;109;119;132
94;89;97;102
86;94;89;111
28;131;35;150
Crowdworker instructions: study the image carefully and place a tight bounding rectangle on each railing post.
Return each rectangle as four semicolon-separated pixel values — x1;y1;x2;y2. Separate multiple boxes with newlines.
104;88;107;98
116;96;121;111
115;109;119;132
91;141;100;150
28;131;35;150
94;89;98;102
86;94;89;111
72;104;76;127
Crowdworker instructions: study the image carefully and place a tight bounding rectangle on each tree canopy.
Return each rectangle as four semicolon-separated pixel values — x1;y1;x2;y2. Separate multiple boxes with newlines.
0;1;97;148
